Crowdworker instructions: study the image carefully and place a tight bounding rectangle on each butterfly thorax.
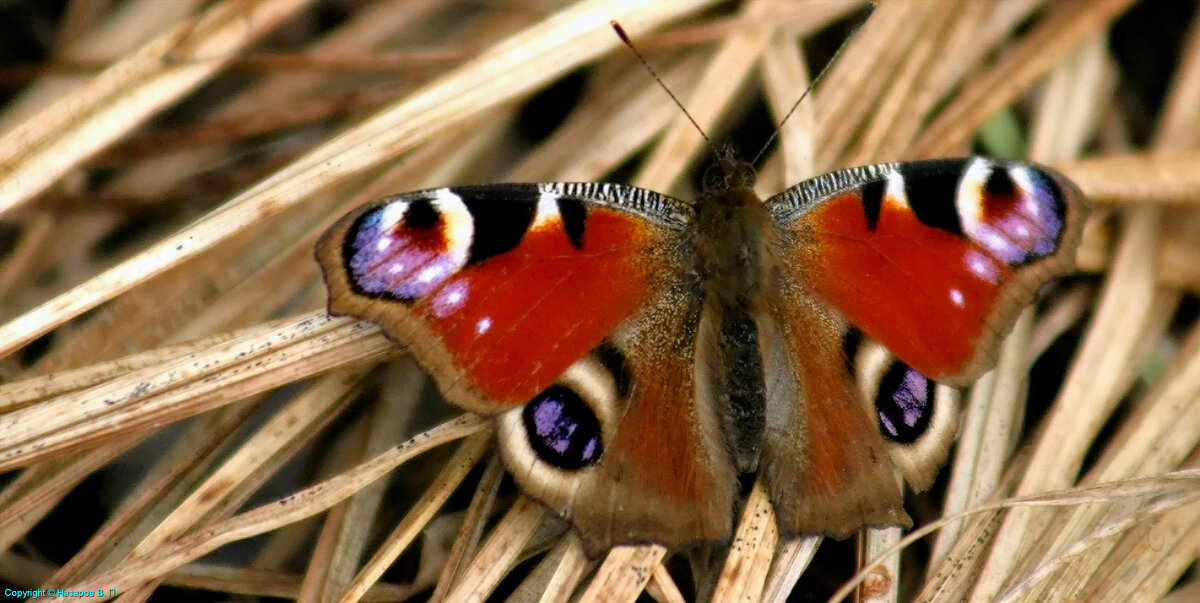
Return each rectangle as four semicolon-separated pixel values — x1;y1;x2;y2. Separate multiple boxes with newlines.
693;184;770;310
693;150;770;307
692;156;773;473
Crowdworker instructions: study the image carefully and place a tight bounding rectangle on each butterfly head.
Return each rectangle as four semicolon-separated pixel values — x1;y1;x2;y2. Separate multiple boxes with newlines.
701;144;757;198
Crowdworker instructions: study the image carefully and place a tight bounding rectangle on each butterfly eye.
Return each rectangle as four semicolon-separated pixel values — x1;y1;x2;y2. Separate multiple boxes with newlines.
874;363;935;445
523;385;604;469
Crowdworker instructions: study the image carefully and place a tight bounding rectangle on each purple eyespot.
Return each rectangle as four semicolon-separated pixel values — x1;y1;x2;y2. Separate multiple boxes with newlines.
341;194;473;301
876;363;934;444
523;385;603;470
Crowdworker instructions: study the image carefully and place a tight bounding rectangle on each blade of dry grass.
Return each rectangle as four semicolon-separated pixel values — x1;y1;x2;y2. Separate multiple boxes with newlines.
0;441;141;553
1057;151;1200;204
842;2;961;165
131;367;375;556
1007;316;1200;599
428;454;506;602
647;561;688;603
930;310;1033;567
158;561;420;600
0;0;307;214
759;28;814;181
0;313;398;471
47;414;486;602
814;0;940;169
711;481;778;601
506;534;591;603
337;432;491;603
911;0;1136;158
761;536;820;602
44;400;262;586
860;528;902;603
972;205;1165;600
836;472;1200;602
508;53;707;182
632;0;777;193
579;544;668;602
299;361;427;601
967;4;1200;595
0;0;203;131
441;495;546;603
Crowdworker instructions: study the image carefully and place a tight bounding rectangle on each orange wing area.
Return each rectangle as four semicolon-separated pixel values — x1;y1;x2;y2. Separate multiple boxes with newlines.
770;159;1086;385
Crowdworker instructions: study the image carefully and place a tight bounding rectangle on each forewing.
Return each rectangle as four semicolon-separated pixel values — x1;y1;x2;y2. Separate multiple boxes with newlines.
316;182;692;413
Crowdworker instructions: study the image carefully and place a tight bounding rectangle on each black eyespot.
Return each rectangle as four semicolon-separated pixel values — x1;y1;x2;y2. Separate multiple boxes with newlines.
875;363;935;444
523;385;604;470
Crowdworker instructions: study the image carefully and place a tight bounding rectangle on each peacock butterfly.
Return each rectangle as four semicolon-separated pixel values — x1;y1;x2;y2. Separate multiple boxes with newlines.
314;149;1087;555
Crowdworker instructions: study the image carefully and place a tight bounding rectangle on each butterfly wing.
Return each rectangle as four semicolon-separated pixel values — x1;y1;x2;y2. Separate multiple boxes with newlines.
317;183;738;553
760;157;1087;534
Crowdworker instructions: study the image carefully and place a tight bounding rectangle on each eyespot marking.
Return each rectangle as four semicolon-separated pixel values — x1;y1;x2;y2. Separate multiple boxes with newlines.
522;387;604;470
875;363;935;444
342;189;472;301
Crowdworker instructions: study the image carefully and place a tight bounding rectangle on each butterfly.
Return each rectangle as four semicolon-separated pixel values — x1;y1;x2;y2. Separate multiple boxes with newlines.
315;153;1087;556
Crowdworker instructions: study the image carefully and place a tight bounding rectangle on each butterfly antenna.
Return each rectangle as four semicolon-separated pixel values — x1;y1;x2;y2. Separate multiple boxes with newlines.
611;21;712;147
749;15;865;167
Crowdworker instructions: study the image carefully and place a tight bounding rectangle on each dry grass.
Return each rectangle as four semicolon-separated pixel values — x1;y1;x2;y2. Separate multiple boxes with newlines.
0;0;1198;601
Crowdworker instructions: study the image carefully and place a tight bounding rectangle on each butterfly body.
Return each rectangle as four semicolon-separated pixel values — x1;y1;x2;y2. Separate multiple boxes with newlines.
316;156;1087;554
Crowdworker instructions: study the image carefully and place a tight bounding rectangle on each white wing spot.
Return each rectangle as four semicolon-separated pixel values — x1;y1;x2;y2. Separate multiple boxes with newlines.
957;158;992;234
417;265;444;284
377;202;408;230
950;288;965;307
532;191;561;229
1010;167;1044;219
965;249;1000;284
432;189;474;260
476;317;492;335
884;171;909;209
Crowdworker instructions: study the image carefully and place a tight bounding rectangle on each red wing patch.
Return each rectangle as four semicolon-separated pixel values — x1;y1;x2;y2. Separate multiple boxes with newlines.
804;191;1010;379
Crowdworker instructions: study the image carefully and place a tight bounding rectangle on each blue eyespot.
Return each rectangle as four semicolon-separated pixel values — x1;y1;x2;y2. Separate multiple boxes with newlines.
876;363;934;444
522;385;603;470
